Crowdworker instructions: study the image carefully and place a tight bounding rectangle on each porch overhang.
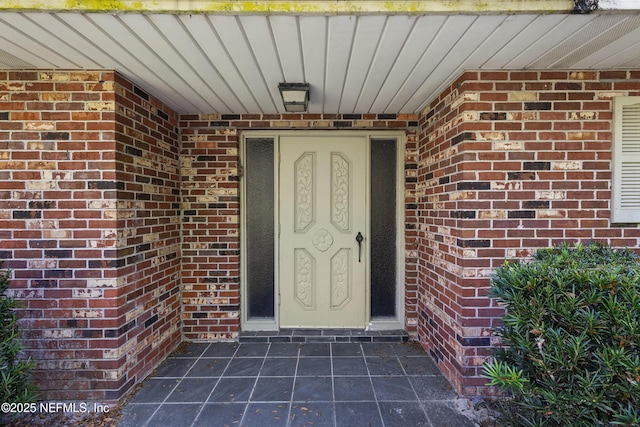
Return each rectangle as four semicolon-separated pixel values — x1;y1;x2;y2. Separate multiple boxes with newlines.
0;1;639;115
0;0;578;14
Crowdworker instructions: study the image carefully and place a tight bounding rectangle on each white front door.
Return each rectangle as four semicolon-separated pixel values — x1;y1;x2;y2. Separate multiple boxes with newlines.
279;135;368;328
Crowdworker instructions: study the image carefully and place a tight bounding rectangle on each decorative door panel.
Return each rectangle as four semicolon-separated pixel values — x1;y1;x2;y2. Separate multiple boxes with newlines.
279;135;367;328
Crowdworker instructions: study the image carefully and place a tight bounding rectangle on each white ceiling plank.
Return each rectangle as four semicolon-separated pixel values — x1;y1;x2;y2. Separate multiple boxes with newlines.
373;15;458;113
241;16;283;79
616;51;640;68
462;15;533;68
6;13;84;68
368;15;448;113
64;13;171;92
117;14;214;113
400;16;509;113
573;21;640;68
299;16;327;114
481;14;564;69
25;13;108;68
240;16;286;112
597;42;640;68
530;14;629;68
509;15;598;68
338;15;387;113
407;15;524;113
0;14;72;68
63;13;195;112
2;11;640;115
324;15;357;113
149;14;238;113
0;35;49;68
209;15;277;113
355;16;424;113
179;14;260;113
0;45;34;68
269;15;304;82
379;15;477;113
549;14;640;69
57;13;135;71
87;13;202;113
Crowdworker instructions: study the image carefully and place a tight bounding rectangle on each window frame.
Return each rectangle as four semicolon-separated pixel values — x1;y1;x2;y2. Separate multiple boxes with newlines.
239;130;406;331
612;96;640;223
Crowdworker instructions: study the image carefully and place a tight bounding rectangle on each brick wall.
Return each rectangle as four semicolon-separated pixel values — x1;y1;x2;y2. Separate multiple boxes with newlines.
112;74;182;399
6;66;639;401
416;70;640;396
0;70;181;401
179;114;420;340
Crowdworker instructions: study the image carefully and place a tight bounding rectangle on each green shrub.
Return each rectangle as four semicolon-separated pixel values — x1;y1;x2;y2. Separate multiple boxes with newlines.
0;264;37;404
483;243;640;427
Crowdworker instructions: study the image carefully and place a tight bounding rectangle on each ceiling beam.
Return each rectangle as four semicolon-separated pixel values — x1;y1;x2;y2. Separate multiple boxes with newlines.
0;0;576;15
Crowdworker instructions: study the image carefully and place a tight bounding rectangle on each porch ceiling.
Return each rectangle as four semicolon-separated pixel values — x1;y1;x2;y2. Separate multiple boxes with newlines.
1;10;640;115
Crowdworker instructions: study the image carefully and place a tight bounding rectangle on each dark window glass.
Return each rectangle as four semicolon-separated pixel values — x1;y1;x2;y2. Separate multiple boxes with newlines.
245;138;275;319
370;139;397;317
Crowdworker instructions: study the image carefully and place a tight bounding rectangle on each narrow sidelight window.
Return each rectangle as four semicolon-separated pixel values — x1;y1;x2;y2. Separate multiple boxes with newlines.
245;138;275;319
370;139;397;317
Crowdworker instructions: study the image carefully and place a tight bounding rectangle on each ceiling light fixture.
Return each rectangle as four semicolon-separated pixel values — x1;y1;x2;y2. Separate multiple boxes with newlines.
278;82;310;112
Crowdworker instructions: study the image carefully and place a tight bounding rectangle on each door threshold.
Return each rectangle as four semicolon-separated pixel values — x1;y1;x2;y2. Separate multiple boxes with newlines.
239;328;409;343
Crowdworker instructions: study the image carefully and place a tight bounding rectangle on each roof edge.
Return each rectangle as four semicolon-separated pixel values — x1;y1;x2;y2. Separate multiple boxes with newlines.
0;0;577;15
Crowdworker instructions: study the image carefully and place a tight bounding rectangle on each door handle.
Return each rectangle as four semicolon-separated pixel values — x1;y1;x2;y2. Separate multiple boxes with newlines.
356;232;363;262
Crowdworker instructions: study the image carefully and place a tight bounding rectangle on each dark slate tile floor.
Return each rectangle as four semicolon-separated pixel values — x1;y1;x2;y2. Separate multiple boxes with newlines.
119;340;479;427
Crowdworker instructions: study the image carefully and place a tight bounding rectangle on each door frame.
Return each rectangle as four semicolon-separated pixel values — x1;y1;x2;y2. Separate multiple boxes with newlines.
240;130;406;331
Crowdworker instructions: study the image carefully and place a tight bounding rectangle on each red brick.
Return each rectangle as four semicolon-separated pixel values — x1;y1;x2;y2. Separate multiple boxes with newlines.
414;68;640;396
539;92;566;101
541;71;568;80
4;66;640;401
480;71;508;80
600;70;627;80
479;92;508;101
509;71;537;81
0;70;181;402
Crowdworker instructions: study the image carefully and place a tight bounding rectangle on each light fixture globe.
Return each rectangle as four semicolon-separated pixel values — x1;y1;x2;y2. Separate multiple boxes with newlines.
278;82;310;112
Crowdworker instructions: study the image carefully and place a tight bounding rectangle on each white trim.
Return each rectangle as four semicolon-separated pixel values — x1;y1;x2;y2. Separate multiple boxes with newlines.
368;132;406;331
612;96;640;223
365;136;372;327
240;130;406;331
240;134;279;331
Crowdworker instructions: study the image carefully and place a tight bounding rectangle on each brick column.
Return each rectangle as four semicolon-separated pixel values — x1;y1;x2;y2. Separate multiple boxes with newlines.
0;70;181;401
416;70;640;396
